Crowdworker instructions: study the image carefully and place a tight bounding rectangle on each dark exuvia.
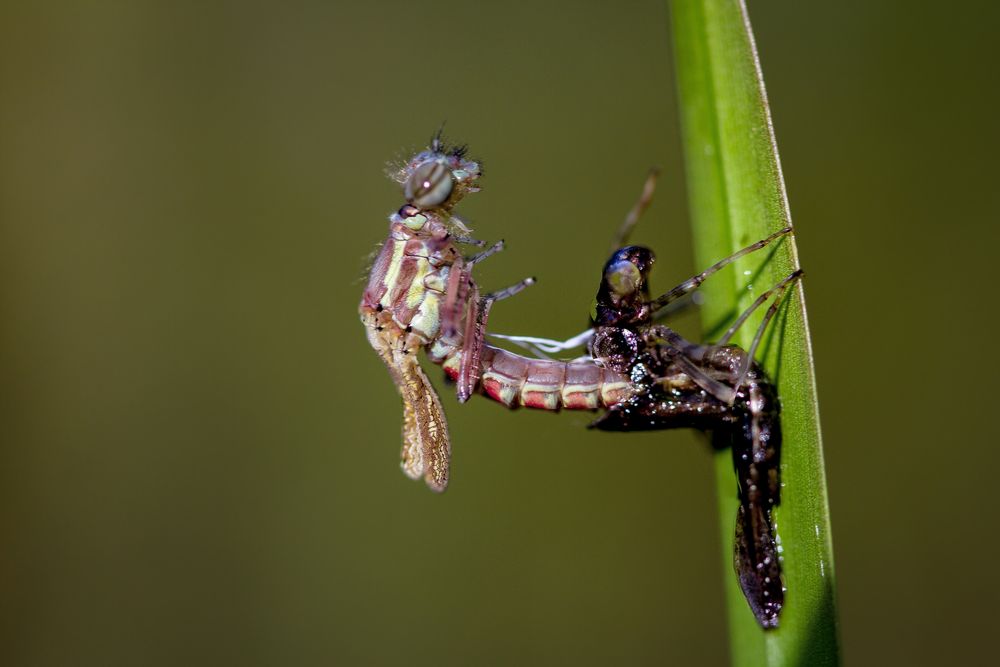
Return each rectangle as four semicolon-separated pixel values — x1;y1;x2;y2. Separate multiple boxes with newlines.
583;213;800;628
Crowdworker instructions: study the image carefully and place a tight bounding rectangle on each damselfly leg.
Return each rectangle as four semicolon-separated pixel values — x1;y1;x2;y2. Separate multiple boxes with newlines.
489;169;667;359
456;276;536;403
647;227;792;315
640;269;802;404
491;173;790;363
609;167;661;253
441;239;535;403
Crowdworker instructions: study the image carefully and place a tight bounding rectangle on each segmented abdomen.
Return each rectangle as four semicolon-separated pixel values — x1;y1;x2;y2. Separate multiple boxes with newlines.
429;340;633;411
364;218;630;412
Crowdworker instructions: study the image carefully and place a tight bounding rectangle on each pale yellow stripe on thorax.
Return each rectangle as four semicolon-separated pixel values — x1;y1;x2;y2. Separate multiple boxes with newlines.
405;257;432;310
378;239;408;309
410;289;441;340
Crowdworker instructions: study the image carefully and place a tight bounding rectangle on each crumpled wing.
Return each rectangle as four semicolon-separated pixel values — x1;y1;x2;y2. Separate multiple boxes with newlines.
392;348;450;492
363;312;451;492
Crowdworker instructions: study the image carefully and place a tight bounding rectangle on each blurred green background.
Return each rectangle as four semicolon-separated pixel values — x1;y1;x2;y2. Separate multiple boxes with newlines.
2;1;996;665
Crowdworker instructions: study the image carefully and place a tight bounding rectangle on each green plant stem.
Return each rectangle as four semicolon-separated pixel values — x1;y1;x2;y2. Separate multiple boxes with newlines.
668;1;839;665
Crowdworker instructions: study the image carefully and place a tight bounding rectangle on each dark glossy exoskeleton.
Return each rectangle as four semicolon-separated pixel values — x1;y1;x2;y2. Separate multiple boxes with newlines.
473;169;801;626
584;231;800;628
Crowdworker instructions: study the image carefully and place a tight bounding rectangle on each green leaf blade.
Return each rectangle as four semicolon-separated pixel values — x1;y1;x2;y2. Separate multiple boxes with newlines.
668;2;840;665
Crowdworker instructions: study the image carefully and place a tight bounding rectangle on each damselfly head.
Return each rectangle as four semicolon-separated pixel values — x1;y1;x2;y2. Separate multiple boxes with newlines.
592;246;656;326
397;140;482;212
604;246;655;297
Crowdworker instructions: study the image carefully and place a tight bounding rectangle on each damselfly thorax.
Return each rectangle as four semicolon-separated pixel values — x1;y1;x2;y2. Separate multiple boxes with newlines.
360;134;539;492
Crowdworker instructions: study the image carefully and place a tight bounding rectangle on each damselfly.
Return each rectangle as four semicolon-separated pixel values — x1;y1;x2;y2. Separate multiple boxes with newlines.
361;144;798;626
359;132;533;492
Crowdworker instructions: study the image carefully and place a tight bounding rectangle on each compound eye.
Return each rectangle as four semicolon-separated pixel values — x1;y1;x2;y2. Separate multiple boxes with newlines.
605;260;642;297
404;159;454;209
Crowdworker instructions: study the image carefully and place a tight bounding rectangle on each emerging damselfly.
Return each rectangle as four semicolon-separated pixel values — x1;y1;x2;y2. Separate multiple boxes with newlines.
360;139;799;627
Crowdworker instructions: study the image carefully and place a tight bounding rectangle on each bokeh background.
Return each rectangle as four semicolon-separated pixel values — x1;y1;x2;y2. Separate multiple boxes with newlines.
2;1;997;665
